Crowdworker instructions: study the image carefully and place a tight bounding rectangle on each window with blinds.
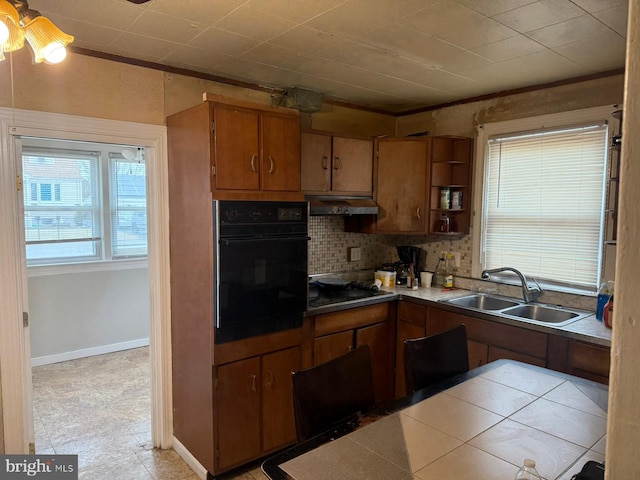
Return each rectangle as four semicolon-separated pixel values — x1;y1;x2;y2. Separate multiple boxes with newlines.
23;148;102;263
22;140;148;265
482;123;608;289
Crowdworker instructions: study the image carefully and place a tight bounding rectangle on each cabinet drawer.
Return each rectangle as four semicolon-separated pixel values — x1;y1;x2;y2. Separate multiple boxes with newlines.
314;303;389;336
398;301;427;326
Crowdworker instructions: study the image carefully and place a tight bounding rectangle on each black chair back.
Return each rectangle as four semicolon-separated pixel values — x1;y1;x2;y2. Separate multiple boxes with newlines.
403;324;469;394
291;345;375;442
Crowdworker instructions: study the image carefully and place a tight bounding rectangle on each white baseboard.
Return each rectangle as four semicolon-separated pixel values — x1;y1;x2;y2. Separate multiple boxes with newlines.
172;436;208;480
31;338;150;367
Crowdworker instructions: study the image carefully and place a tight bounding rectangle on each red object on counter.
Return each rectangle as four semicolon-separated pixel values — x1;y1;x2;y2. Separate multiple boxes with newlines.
603;296;614;329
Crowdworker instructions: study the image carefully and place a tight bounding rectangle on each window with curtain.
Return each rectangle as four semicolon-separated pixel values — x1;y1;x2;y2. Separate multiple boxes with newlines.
22;140;148;266
482;122;608;290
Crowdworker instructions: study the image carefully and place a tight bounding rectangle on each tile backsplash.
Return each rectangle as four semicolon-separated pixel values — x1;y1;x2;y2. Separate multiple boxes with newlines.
308;216;472;276
308;216;596;311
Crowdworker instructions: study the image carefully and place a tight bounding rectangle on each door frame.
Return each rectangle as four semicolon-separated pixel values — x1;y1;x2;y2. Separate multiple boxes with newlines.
0;107;172;451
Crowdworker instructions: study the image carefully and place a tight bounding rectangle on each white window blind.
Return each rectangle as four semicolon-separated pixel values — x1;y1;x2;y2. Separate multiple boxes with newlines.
483;123;608;289
23;148;102;264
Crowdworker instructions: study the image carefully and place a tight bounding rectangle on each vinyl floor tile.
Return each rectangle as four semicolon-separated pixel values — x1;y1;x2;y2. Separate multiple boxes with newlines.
32;347;266;480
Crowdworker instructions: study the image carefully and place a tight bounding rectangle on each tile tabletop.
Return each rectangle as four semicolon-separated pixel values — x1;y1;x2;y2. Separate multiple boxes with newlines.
270;360;607;480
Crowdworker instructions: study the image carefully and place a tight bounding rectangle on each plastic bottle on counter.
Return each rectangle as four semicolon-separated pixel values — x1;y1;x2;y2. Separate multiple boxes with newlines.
514;459;541;480
407;263;418;290
433;258;445;287
596;280;615;321
443;253;456;289
603;295;614;328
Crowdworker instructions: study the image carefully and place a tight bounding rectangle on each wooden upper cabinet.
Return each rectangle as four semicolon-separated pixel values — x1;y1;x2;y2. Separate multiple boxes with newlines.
213;105;301;193
213;106;260;191
332;137;373;193
374;137;430;233
261;114;301;192
301;132;331;192
301;132;373;195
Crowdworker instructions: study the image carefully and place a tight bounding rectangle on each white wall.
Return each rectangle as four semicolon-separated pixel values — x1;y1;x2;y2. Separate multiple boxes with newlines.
28;267;149;364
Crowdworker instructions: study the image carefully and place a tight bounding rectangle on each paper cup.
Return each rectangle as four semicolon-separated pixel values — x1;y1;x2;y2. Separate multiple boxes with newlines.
420;271;433;288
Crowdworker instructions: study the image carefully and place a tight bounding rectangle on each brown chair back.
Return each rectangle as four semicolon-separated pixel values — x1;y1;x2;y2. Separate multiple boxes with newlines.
291;345;375;442
403;324;469;394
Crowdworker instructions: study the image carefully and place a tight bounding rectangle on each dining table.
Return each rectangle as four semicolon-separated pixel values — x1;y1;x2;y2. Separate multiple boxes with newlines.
262;359;608;480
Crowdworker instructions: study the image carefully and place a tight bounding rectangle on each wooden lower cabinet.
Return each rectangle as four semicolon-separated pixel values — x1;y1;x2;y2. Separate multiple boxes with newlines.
216;357;261;470
356;322;392;403
215;346;300;471
395;301;427;397
548;336;611;384
427;306;548;368
314;330;352;366
567;340;611;384
312;303;394;405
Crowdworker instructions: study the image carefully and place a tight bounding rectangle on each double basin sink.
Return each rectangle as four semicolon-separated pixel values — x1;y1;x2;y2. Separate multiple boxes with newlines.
439;294;591;327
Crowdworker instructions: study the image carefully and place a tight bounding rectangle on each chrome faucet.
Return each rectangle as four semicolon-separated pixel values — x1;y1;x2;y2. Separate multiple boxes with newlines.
481;267;544;304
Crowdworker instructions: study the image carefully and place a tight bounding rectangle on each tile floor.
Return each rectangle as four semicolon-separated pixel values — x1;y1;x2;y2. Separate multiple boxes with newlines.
32;347;269;480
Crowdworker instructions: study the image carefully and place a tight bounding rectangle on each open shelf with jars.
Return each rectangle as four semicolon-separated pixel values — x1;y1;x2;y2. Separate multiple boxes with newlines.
429;136;473;236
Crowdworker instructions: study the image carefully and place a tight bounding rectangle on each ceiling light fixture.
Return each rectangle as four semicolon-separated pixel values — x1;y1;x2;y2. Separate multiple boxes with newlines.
0;0;73;64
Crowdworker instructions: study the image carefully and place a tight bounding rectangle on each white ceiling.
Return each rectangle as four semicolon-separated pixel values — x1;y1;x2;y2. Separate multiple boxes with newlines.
30;0;628;114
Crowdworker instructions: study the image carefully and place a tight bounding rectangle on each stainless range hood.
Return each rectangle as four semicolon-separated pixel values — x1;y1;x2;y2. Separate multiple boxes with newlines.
308;197;379;216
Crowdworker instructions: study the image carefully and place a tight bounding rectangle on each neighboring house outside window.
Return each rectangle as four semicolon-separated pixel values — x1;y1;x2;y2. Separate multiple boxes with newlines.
21;139;148;266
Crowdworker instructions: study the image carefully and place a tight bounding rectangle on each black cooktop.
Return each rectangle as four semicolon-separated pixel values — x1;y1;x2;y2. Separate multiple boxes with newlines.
308;281;392;308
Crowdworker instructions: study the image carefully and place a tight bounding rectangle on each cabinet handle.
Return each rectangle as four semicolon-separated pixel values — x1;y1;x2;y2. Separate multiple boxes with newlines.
266;370;274;389
251;374;257;392
250;155;257;173
322;156;328;170
416;206;421;219
334;156;341;170
268;156;274;174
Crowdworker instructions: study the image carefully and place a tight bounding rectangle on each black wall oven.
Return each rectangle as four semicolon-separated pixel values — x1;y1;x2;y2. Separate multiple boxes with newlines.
213;200;309;344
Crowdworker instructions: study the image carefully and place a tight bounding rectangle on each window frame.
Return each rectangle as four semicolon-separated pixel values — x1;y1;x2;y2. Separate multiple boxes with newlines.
471;105;619;295
20;138;149;269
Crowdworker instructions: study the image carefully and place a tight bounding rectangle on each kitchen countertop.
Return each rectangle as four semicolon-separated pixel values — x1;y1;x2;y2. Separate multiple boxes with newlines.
306;286;612;348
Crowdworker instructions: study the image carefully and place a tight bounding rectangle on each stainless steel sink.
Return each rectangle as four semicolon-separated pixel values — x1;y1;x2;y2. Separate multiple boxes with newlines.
501;304;579;323
440;294;590;327
445;294;519;311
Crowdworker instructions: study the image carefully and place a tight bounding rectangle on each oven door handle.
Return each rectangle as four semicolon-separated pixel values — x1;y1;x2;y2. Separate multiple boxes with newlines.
220;236;311;245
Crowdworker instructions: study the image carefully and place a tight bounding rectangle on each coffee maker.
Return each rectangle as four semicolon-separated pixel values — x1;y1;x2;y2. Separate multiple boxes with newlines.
394;246;422;285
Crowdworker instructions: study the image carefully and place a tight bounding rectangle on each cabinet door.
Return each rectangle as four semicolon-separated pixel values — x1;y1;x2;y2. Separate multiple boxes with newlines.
301;132;331;192
375;139;429;233
567;341;611;384
213;107;260;191
332;137;373;194
314;330;353;366
262;346;300;452
395;320;426;398
216;357;261;471
356;322;391;404
467;339;489;369
261;114;301;192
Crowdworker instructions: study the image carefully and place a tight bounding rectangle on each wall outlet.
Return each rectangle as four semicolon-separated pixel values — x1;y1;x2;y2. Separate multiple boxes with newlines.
348;247;361;262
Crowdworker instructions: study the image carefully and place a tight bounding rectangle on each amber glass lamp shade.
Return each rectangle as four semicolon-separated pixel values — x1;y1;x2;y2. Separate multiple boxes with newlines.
23;15;73;64
0;0;25;53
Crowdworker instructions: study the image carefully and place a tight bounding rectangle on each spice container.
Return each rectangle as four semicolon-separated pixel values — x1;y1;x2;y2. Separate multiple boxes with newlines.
451;190;462;209
440;187;451;209
438;213;451;232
